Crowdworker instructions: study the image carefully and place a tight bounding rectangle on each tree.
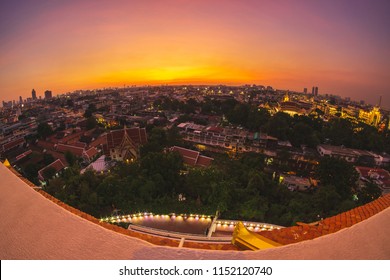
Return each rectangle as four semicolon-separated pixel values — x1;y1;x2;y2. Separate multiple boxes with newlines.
266;112;291;140
316;157;359;199
289;122;313;147
226;103;249;126
246;107;270;131
208;180;233;213
23;162;40;182
313;185;342;216
357;182;382;204
65;151;77;166
42;153;55;165
42;167;56;180
37;123;54;139
83;104;96;118
86;116;97;130
323;118;354;146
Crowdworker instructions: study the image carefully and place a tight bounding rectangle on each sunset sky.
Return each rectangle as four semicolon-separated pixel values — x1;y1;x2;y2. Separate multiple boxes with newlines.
1;0;389;108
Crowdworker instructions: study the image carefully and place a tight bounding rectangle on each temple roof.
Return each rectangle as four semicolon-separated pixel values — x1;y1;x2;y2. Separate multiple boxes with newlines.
102;127;147;156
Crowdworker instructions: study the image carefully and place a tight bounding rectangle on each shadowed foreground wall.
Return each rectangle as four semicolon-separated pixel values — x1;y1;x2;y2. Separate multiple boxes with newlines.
0;163;389;260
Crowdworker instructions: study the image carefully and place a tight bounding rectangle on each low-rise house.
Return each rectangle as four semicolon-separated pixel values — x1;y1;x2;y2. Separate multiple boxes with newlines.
317;144;379;164
355;166;390;194
280;175;313;191
1;137;25;153
171;146;213;167
56;143;84;157
82;147;99;163
80;155;112;174
38;159;66;181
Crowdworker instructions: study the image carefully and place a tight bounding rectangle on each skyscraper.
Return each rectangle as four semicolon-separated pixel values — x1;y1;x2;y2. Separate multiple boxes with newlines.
44;90;52;99
32;89;37;100
19;96;23;104
311;87;315;95
315;87;318;96
303;88;307;94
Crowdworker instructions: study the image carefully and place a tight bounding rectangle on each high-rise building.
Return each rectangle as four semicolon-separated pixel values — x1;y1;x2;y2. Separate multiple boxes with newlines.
32;89;37;100
303;88;307;94
19;96;23;104
311;86;319;95
44;90;52;99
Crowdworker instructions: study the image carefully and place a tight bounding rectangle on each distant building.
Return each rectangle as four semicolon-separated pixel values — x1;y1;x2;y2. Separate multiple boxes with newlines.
358;107;381;127
32;89;37;100
19;96;23;104
317;144;381;165
311;86;318;96
303;88;307;94
44;90;52;99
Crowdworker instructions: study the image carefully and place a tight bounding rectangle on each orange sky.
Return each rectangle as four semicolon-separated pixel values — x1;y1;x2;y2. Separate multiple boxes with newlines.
1;0;389;108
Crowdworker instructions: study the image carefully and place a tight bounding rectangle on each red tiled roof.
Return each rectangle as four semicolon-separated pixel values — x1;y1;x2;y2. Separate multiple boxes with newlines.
171;146;213;167
37;140;56;150
356;166;390;193
2;138;25;151
15;150;32;161
38;159;65;180
56;144;84;157
207;126;224;134
58;131;84;144
103;128;147;155
197;156;214;167
257;194;390;245
356;166;390;179
72;141;87;148
89;135;107;148
83;147;98;159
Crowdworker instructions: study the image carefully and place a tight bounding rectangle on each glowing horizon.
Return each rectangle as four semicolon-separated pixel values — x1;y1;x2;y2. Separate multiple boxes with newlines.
1;0;389;108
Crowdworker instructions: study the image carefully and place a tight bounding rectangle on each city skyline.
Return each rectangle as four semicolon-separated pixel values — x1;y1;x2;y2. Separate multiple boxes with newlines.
1;0;390;108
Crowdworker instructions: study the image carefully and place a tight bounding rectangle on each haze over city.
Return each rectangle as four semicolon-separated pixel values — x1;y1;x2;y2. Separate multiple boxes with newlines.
1;0;390;108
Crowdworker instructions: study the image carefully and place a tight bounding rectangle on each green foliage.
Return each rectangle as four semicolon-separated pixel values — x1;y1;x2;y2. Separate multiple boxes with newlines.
323;118;354;146
357;182;382;204
316;157;359;199
42;153;55;165
83;104;96;118
24;162;40;182
65;151;77;166
86;116;97;130
42;167;56;180
37;123;54;139
266;112;291;140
